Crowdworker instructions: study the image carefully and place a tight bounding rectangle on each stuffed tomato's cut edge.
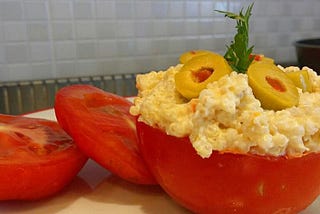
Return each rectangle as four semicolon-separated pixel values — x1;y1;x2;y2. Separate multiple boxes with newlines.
54;84;156;185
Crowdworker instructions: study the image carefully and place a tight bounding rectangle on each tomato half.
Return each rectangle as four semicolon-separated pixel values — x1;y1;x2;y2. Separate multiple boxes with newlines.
137;121;320;214
0;114;88;200
54;85;156;185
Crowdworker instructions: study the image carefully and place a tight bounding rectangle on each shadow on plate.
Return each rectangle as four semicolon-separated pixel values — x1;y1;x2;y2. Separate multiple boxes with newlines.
0;176;92;214
84;174;192;214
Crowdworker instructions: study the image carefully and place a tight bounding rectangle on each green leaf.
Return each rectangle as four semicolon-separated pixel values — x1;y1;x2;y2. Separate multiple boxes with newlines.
215;3;254;73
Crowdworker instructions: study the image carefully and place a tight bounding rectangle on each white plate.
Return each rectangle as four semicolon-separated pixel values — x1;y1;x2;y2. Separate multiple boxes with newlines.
0;109;320;214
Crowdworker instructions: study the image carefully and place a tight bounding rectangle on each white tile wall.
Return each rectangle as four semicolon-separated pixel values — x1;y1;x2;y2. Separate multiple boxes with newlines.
24;1;48;21
0;1;23;21
50;1;73;20
51;22;73;40
29;42;51;62
27;22;49;41
54;41;76;60
0;0;319;82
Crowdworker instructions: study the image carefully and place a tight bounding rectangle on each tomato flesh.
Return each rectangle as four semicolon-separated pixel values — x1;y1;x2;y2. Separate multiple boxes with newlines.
54;85;156;185
0;114;88;200
137;121;320;214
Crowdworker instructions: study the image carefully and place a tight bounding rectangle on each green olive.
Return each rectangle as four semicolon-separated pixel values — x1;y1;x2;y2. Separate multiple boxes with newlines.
248;63;299;110
175;52;232;99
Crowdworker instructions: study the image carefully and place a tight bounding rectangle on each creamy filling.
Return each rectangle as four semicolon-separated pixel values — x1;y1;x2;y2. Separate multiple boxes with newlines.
130;65;320;158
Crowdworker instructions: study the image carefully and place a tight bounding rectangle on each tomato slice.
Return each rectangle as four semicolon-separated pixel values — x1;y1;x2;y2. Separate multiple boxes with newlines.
137;121;320;214
54;85;156;185
0;114;88;200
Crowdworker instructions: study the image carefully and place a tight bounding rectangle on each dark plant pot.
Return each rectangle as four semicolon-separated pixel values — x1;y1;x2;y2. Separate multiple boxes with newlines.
295;38;320;73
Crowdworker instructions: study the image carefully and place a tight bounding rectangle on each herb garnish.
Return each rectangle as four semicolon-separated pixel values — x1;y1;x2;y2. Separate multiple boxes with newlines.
215;3;254;73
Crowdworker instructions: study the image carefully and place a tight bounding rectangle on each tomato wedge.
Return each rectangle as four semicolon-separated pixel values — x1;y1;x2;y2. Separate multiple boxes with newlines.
54;85;156;185
137;121;320;214
0;114;88;200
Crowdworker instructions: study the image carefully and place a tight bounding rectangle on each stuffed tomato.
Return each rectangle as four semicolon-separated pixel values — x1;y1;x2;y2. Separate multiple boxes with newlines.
130;5;320;212
130;49;320;213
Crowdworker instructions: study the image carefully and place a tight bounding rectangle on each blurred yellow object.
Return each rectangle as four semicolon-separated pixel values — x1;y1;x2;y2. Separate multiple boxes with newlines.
286;69;313;92
179;50;214;64
250;54;275;65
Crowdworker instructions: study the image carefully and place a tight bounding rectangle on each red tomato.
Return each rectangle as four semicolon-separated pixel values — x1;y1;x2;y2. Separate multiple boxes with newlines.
54;85;156;185
137;121;320;214
0;114;88;200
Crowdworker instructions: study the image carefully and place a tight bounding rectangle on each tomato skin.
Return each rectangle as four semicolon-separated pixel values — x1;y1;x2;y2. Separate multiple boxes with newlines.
0;114;88;200
0;151;86;200
54;85;156;185
137;121;320;214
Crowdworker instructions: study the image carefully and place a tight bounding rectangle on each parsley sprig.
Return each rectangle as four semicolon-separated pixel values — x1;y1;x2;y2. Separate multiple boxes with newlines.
215;3;254;73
